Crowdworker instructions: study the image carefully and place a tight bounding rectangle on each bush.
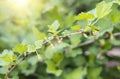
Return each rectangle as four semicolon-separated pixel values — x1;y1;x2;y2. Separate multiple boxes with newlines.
0;0;120;79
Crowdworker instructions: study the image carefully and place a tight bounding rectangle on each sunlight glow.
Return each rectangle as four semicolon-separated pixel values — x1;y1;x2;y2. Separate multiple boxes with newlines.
15;0;28;7
5;0;44;19
5;0;30;18
7;0;29;9
16;0;27;6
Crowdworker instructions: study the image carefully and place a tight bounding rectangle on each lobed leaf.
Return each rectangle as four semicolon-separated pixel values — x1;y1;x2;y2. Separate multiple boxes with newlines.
48;20;60;34
75;12;95;20
27;45;36;52
13;44;28;53
96;1;113;19
34;40;43;49
45;60;62;76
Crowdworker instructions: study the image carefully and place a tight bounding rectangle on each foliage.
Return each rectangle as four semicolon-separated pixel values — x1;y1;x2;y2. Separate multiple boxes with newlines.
0;0;120;79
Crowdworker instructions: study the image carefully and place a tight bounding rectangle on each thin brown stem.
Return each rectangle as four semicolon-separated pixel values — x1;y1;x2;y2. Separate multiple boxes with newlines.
4;30;85;78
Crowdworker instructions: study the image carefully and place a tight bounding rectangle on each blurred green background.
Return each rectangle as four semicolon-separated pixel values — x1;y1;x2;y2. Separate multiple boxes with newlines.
0;0;120;79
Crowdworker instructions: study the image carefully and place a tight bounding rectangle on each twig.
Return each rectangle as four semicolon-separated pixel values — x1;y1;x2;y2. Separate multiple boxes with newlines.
4;30;85;78
5;31;120;78
5;53;30;79
114;32;120;37
73;32;120;49
73;39;95;49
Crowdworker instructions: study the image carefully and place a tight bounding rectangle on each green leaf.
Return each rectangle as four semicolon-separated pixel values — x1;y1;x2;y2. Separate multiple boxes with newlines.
2;54;14;62
34;40;43;49
109;39;120;46
27;45;36;52
0;50;16;66
66;49;82;58
51;20;60;29
114;0;120;5
13;44;27;53
87;67;102;79
62;30;70;37
96;1;113;19
32;26;46;40
70;34;81;47
44;42;69;59
27;56;39;65
84;26;91;32
45;60;62;76
95;17;113;38
52;52;64;66
75;12;95;20
110;4;120;23
73;56;86;66
48;20;60;34
64;67;87;79
71;25;80;31
0;60;9;66
0;67;7;74
18;60;37;76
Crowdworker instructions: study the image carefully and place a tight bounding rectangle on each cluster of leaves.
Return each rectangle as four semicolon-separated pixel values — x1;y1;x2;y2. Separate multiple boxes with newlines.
0;0;120;79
